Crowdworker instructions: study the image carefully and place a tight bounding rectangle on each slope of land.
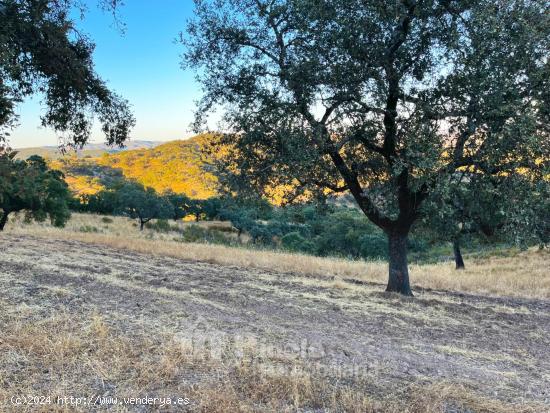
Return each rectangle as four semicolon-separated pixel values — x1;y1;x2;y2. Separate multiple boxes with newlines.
17;135;299;203
7;213;550;299
40;135;218;199
1;232;549;412
96;135;218;198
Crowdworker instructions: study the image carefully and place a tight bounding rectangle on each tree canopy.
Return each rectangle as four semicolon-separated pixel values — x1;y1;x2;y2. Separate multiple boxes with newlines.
421;171;549;269
184;0;550;295
0;0;134;146
0;151;71;230
114;182;174;230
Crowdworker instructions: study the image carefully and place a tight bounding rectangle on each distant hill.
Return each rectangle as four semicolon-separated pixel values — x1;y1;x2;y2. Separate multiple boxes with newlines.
48;135;219;200
14;140;163;160
98;135;218;199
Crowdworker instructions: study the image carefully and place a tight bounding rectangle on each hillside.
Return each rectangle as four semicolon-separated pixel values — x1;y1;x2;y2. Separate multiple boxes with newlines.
44;135;219;199
22;135;300;203
97;135;218;199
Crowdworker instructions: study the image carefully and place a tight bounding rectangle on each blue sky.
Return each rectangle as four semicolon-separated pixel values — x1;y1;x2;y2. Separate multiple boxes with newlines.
12;1;199;148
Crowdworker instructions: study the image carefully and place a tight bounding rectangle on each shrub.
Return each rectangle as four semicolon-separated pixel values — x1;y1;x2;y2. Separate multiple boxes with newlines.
79;225;99;233
408;237;428;253
101;216;113;224
359;234;388;259
282;232;305;250
179;225;232;245
145;219;173;233
281;232;315;254
0;154;71;230
248;224;274;245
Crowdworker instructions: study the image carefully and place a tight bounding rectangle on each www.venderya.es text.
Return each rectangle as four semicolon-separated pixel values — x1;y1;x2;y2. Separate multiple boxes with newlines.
10;394;190;407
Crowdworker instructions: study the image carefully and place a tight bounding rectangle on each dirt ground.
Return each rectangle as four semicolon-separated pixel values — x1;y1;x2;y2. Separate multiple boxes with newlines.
1;234;550;412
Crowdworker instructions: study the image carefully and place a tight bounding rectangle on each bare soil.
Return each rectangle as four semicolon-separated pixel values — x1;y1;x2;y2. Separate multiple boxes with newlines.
1;234;549;412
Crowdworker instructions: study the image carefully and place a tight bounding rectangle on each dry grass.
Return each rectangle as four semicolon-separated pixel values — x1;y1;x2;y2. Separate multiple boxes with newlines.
0;311;400;412
2;217;549;412
0;311;542;413
5;212;549;299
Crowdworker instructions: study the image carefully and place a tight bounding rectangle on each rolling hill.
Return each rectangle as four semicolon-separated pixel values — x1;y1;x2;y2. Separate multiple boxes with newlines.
47;135;219;199
97;135;218;199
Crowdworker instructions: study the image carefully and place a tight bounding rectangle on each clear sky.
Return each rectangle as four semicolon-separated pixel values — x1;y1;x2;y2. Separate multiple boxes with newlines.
11;1;199;148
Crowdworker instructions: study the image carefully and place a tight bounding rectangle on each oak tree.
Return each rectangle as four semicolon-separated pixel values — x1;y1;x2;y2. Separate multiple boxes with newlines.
0;151;71;230
114;182;174;231
422;173;549;270
184;0;549;295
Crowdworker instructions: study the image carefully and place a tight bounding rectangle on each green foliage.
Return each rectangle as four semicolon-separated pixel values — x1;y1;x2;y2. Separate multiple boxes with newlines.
216;197;276;244
312;210;380;258
144;219;173;233
420;173;550;258
185;0;548;225
281;232;314;254
101;216;113;224
0;0;134;145
165;193;194;221
502;179;550;249
213;199;429;261
200;197;225;220
79;225;99;233
276;204;431;260
359;235;388;261
177;225;232;245
184;0;550;293
0;152;71;230
279;207;395;260
114;182;174;230
78;190;119;215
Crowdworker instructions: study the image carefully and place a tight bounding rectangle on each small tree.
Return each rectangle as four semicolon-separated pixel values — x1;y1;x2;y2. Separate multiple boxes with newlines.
79;190;119;215
114;183;174;230
421;175;503;270
201;197;225;221
0;152;71;230
165;192;194;221
502;179;550;251
423;173;549;269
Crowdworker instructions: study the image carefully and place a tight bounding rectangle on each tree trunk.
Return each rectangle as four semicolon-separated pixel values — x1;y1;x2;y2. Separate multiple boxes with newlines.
386;232;413;296
140;219;145;231
0;211;9;231
453;239;465;270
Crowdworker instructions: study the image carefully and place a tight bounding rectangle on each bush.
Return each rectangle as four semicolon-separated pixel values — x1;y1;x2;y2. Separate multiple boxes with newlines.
312;210;375;258
408;237;428;253
359;234;387;259
79;225;99;233
145;219;174;233
101;216;113;224
281;232;315;253
178;225;232;245
162;199;433;262
248;224;274;245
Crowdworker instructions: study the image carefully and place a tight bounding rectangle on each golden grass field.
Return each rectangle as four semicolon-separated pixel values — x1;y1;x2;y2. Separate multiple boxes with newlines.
1;214;550;412
5;213;550;299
